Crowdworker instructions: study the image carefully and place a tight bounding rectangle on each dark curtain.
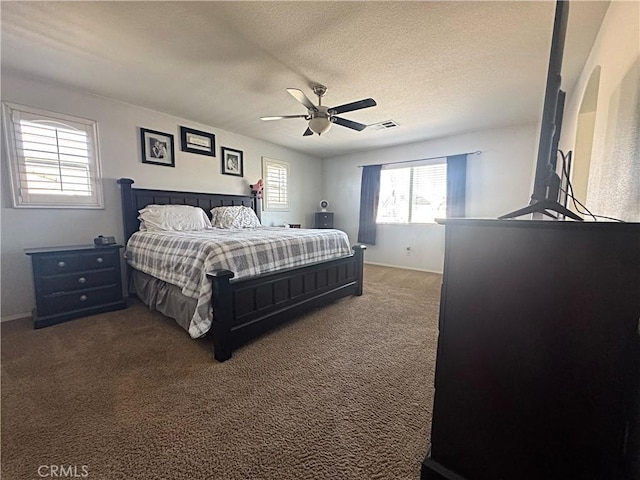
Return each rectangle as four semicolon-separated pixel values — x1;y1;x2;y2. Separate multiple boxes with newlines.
357;164;382;245
446;154;467;218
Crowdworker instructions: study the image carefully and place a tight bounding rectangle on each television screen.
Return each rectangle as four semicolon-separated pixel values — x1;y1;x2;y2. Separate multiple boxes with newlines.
500;0;582;221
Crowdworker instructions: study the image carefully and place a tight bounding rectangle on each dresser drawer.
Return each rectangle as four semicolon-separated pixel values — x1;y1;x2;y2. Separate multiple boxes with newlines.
39;284;122;316
39;268;120;295
34;249;119;275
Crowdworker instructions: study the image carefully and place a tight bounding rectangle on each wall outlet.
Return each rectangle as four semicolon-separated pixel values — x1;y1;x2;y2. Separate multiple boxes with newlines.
406;246;411;256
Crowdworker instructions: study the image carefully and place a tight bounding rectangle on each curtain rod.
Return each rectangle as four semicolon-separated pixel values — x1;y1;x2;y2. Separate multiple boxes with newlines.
357;150;481;168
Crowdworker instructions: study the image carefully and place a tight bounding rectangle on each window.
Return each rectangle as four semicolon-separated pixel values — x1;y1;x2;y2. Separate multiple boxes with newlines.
262;157;289;211
376;160;446;224
2;102;103;208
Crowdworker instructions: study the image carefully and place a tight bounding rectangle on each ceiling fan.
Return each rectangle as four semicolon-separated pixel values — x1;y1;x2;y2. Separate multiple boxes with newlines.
260;85;377;136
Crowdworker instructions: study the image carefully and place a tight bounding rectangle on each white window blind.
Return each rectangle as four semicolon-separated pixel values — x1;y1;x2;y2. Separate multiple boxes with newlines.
262;157;289;211
377;160;446;224
2;102;104;208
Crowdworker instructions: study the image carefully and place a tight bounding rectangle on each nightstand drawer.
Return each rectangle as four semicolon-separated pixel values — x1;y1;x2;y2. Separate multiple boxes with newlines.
39;268;120;295
315;212;334;228
34;249;119;275
39;284;122;316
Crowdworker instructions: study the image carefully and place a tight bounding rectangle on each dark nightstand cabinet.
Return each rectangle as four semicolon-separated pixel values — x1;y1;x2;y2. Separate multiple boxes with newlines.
315;212;334;229
25;244;127;329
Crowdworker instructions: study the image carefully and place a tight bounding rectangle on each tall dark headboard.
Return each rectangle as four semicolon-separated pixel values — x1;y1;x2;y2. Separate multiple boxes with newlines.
117;178;260;242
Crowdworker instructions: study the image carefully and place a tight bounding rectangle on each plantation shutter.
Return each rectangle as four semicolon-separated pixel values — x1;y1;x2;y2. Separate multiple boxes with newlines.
262;157;289;211
410;163;447;223
3;103;103;208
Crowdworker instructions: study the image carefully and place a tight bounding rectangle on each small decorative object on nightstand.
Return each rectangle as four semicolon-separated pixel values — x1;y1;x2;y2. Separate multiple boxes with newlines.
25;244;127;329
315;212;334;229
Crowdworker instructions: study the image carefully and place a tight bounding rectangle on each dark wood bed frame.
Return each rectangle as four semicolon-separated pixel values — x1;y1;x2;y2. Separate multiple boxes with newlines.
118;178;365;362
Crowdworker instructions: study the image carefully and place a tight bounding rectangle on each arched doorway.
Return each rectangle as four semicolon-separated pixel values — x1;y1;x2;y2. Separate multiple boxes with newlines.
571;66;601;211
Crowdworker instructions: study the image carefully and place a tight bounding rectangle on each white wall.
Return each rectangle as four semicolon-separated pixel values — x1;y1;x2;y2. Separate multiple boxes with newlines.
321;123;538;273
561;0;640;221
1;72;322;319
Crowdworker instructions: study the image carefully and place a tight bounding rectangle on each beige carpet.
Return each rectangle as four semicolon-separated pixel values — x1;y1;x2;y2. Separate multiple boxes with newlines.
1;265;441;480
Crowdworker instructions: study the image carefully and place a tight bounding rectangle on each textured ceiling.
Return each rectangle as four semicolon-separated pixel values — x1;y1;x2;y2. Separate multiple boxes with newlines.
1;1;610;158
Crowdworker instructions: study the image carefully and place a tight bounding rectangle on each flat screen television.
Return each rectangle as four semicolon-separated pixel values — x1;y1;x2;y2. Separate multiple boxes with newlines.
500;0;582;221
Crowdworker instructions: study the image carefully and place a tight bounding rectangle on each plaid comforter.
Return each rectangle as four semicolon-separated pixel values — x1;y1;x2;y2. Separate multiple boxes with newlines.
125;227;352;338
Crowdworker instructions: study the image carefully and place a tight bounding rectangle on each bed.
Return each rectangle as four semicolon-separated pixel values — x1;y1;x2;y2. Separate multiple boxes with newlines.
118;178;366;361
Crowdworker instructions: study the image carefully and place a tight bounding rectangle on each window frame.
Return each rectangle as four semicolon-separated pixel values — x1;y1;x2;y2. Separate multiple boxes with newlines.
262;157;290;212
2;102;104;209
376;158;447;225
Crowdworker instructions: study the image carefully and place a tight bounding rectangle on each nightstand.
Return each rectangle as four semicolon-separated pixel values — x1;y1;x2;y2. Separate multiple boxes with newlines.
315;212;334;229
25;244;127;329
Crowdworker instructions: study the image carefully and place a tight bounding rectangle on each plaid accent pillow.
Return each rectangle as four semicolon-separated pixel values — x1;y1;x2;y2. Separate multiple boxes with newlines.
211;206;261;228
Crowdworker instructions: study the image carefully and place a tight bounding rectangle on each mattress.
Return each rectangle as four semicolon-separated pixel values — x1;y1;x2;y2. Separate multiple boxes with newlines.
125;227;352;337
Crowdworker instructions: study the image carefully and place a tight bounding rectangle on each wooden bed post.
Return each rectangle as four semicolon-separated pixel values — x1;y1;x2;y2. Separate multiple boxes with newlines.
117;178;137;241
352;244;367;296
207;269;235;362
251;190;261;222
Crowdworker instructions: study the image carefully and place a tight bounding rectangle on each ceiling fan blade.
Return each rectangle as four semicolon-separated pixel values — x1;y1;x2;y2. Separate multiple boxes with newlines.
330;98;377;115
303;127;314;136
333;116;367;131
287;88;318;112
261;115;308;121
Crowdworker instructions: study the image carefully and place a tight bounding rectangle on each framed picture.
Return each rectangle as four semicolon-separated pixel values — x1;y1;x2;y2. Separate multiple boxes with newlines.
221;147;243;177
140;128;175;167
180;126;215;156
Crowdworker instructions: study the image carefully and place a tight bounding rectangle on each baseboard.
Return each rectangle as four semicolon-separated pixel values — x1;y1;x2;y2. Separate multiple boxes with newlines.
1;312;32;323
364;261;443;275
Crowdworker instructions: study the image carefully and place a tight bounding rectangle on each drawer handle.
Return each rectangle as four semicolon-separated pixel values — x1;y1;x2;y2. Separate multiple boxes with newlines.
96;257;103;264
79;295;88;302
78;277;87;284
57;261;66;268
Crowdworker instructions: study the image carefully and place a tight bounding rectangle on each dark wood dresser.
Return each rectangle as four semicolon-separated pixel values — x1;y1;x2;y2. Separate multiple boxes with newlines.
315;212;334;228
422;219;640;480
25;244;127;328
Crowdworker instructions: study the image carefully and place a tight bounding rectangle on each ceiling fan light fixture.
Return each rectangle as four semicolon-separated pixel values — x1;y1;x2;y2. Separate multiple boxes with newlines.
308;116;332;135
261;85;376;137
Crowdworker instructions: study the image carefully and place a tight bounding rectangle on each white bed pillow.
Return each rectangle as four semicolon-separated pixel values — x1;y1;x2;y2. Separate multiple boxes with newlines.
210;206;261;228
138;204;212;231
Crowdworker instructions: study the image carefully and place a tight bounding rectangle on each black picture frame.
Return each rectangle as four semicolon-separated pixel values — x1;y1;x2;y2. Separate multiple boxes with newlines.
221;147;244;177
180;126;215;157
140;128;175;167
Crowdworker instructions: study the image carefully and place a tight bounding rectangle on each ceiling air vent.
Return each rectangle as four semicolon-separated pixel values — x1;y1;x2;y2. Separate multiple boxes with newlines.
369;120;399;131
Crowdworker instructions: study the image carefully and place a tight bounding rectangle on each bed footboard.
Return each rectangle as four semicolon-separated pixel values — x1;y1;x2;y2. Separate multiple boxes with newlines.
207;244;366;362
